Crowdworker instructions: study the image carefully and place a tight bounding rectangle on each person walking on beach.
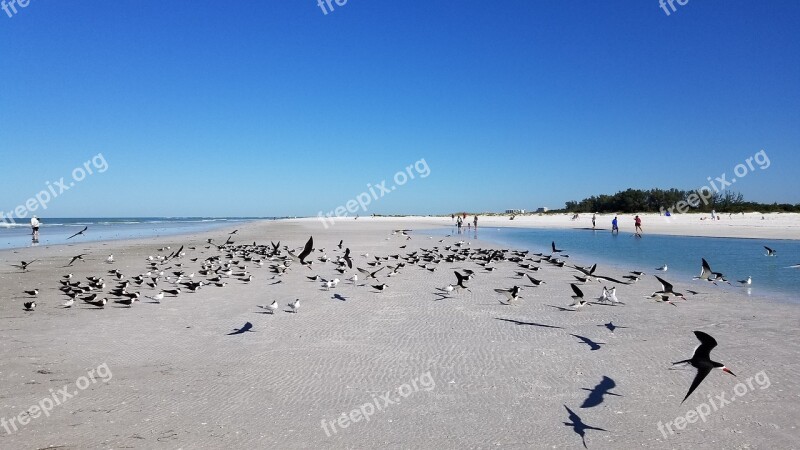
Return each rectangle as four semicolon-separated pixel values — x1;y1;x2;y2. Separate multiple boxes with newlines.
30;215;40;241
611;216;619;235
473;215;478;228
456;216;463;233
592;213;596;229
634;215;643;237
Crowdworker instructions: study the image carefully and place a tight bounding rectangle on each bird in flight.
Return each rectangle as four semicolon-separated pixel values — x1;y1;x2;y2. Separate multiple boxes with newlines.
66;226;88;240
673;331;735;403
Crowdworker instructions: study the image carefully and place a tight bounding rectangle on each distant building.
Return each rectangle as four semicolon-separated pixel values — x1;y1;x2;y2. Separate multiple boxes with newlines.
505;209;525;214
536;207;549;213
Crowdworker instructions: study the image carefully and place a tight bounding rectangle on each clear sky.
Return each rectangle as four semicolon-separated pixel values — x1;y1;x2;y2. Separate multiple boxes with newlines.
1;0;798;218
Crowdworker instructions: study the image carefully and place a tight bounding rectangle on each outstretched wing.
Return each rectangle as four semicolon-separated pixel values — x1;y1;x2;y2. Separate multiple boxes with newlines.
298;236;314;263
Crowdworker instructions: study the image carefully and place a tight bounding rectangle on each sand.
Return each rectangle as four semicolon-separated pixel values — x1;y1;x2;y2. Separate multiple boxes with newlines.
0;218;798;449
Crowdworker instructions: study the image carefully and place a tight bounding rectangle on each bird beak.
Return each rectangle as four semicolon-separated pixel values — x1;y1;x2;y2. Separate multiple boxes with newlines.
722;367;736;377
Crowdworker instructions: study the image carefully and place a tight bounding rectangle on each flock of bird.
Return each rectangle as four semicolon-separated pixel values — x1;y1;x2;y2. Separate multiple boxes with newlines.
10;228;783;448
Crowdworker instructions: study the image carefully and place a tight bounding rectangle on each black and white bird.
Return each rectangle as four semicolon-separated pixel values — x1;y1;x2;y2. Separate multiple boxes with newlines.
495;286;522;304
67;254;87;266
66;226;88;240
551;241;563;253
764;246;777;257
12;260;38;272
24;289;39;297
525;274;546;286
569;284;591;309
63;298;75;308
288;299;300;313
23;301;36;311
656;264;668;272
651;275;685;300
673;331;735;403
737;276;752;286
288;236;314;267
372;284;388;293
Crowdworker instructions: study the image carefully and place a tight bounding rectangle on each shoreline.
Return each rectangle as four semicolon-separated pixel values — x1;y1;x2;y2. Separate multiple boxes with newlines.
1;217;797;448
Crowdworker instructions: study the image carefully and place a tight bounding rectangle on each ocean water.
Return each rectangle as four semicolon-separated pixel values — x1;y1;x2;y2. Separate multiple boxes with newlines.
0;217;265;249
425;226;800;303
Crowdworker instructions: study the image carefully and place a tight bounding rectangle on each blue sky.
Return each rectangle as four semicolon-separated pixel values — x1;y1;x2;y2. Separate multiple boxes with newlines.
1;0;798;217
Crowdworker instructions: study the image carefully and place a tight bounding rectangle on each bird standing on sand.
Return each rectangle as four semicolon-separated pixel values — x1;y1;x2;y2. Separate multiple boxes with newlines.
23;301;36;311
288;299;300;313
737;276;752;286
260;300;278;314
673;331;735;403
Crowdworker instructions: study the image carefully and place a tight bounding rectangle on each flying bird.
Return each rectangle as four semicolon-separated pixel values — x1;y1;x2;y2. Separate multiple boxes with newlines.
12;260;38;272
764;246;776;257
673;331;735;403
67;254;87;266
66;226;88;240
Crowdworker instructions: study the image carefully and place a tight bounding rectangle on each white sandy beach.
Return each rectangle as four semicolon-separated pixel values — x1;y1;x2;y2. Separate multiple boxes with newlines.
0;218;798;449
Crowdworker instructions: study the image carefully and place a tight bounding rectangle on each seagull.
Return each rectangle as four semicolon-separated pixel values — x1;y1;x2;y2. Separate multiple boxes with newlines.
569;284;591;309
348;274;358;285
495;286;522;304
66;226;88;240
23;301;36;311
62;298;75;308
259;300;278;314
24;289;39;297
288;299;300;313
656;264;668;271
607;286;621;305
737;276;752;286
764;246;777;257
673;331;735;403
148;291;165;303
106;254;114;264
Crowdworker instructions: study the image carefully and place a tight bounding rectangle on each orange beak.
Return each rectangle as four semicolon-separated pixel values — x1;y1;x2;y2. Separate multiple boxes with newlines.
722;367;736;377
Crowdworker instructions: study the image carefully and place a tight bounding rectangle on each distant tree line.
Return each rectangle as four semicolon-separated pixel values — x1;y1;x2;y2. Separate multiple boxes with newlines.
561;188;800;214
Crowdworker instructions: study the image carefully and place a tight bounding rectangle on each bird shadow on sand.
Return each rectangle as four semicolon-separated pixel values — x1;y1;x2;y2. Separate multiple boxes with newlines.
570;334;605;351
332;294;347;302
598;322;628;333
227;322;254;335
563;405;608;448
580;376;621;408
495;318;562;329
546;305;575;312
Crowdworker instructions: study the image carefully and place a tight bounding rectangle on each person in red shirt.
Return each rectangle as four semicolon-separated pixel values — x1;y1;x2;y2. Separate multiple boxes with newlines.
634;215;643;237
